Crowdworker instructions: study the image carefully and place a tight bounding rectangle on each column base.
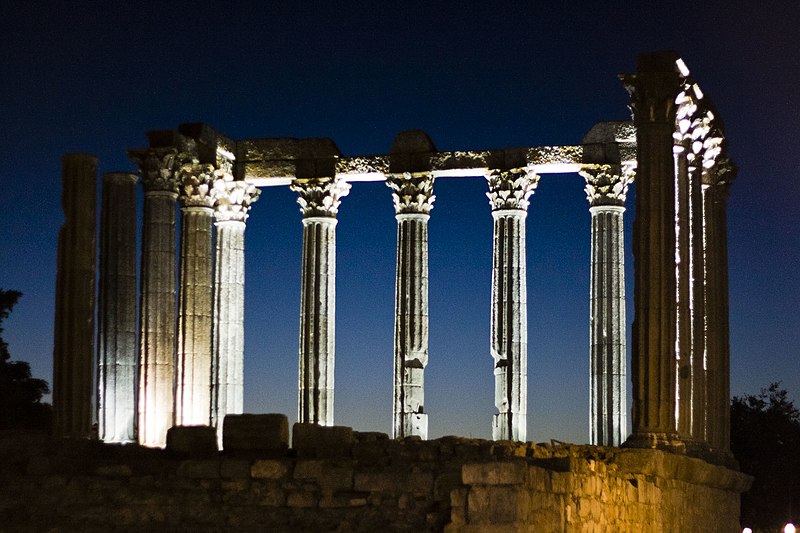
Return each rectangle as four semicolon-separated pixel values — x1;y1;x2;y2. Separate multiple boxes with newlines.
682;439;739;467
492;413;527;442
402;413;428;440
622;431;686;453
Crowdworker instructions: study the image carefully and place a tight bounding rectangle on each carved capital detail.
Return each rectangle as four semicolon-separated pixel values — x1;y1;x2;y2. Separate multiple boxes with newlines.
290;177;351;218
485;168;539;212
579;164;633;207
386;172;436;215
704;157;737;190
622;72;682;127
178;162;216;208
130;148;180;194
212;175;260;223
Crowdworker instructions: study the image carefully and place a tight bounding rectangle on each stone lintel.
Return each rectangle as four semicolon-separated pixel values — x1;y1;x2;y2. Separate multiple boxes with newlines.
179;122;236;166
159;123;648;186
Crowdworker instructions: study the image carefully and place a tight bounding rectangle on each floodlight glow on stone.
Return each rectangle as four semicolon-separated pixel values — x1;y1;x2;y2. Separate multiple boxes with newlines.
676;57;691;77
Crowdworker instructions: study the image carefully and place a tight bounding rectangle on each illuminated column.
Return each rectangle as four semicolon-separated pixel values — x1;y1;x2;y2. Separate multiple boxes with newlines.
291;177;351;425
675;128;693;439
622;53;683;449
486;168;539;442
386;172;435;439
211;174;260;443
580;164;632;446
175;162;215;426
130;148;180;447
97;171;138;443
704;160;735;452
53;153;97;438
689;155;707;443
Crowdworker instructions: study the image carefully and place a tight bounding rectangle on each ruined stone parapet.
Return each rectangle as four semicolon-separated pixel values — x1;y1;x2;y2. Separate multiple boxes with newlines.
0;430;751;532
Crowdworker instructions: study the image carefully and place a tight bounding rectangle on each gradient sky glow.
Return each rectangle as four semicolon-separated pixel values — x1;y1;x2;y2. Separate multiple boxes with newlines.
1;1;798;443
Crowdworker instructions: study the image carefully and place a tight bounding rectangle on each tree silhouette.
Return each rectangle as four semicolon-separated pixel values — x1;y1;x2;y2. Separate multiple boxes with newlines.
0;289;52;430
732;383;800;531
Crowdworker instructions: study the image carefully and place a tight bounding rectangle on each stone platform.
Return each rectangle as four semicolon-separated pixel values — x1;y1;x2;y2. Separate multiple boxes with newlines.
0;426;751;532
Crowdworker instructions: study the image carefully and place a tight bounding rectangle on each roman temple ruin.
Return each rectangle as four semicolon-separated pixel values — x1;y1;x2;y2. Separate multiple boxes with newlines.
52;52;735;460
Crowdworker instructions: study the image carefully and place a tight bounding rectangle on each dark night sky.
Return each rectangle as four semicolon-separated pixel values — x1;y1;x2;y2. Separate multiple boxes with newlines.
1;1;798;442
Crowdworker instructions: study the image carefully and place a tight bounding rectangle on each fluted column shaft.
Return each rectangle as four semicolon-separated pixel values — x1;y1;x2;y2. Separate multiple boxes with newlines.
387;172;435;439
53;153;97;438
291;178;351;426
213;222;245;430
581;164;631;446
622;54;683;449
704;166;733;451
175;163;215;426
486;169;538;442
675;150;694;438
211;177;259;444
97;172;138;443
131;149;179;446
688;159;707;442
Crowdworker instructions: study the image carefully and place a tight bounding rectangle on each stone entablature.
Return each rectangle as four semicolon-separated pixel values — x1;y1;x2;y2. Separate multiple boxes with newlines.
244;142;625;186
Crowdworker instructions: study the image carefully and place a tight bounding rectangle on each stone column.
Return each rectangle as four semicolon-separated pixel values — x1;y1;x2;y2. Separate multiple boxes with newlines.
386;172;435;439
675;135;694;439
290;177;351;426
486;168;539;442
704;159;735;452
621;52;683;449
175;162;215;426
97;171;138;443
211;175;260;443
579;164;632;446
130;148;180;447
53;153;97;438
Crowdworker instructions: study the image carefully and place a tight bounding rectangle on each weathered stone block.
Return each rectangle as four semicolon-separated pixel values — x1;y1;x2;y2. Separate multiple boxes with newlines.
287;490;317;508
353;471;401;493
251;459;290;479
466;486;528;523
167;426;218;456
222;414;289;455
434;472;463;500
93;464;132;477
462;461;526;485
293;459;324;480
220;458;251;479
292;423;354;458
177;459;220;479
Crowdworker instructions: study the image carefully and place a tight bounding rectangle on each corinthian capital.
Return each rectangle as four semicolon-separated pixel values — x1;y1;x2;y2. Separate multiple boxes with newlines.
129;148;180;194
485;168;539;211
212;175;261;223
386;172;436;215
178;162;216;208
579;164;633;208
621;68;682;127
290;177;351;218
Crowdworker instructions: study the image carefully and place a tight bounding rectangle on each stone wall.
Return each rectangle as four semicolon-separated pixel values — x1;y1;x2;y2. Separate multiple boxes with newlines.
0;425;750;532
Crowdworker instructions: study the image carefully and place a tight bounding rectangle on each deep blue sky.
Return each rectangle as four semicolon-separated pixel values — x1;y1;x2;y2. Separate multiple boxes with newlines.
1;1;797;443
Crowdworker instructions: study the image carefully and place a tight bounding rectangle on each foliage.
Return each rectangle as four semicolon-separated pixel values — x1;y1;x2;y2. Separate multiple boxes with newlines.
732;383;800;531
0;289;52;430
